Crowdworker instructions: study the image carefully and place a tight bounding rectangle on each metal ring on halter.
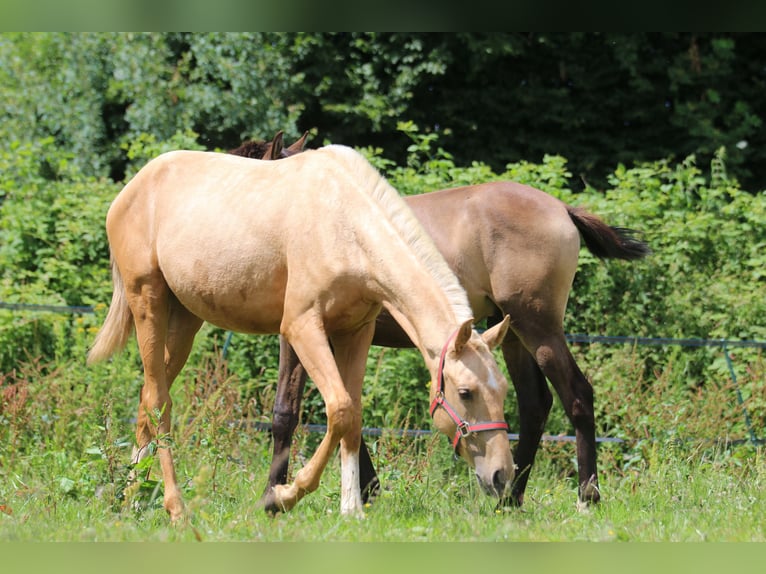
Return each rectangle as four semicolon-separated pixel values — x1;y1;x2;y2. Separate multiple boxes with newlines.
457;420;472;438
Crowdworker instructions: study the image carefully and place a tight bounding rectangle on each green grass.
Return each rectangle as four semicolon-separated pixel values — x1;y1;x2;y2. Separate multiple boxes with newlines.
2;424;765;542
2;348;765;542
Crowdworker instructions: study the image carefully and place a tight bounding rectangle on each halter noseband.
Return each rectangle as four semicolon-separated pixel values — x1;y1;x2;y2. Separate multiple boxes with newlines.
428;328;510;453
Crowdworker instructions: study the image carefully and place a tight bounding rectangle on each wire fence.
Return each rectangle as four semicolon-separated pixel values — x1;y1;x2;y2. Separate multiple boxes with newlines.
3;300;765;446
0;301;95;314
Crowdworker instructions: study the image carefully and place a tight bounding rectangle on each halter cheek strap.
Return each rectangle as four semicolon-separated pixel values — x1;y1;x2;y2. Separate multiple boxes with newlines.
428;328;510;452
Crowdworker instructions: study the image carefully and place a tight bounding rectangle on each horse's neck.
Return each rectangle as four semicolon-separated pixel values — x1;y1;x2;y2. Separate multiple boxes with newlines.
379;282;464;368
316;145;470;365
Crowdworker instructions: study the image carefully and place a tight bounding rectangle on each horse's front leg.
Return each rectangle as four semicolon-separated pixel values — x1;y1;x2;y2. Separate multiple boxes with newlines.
499;338;553;508
358;436;380;503
261;336;309;511
330;323;375;517
262;337;380;514
270;316;364;514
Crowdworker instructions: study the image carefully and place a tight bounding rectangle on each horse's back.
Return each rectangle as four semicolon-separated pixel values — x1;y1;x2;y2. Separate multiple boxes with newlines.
405;181;580;323
408;180;579;268
108;150;296;275
109;148;368;249
408;181;575;241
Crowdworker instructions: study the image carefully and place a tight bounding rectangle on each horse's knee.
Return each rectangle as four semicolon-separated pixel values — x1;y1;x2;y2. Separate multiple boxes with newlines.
571;395;595;427
272;407;299;438
326;395;356;438
535;344;566;376
572;375;594;413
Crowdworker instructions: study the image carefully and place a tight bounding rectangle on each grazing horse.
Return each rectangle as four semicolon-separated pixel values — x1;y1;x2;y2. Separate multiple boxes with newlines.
251;175;650;509
87;144;514;520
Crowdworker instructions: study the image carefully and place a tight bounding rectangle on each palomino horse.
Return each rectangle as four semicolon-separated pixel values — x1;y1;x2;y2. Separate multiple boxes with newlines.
250;176;650;509
87;144;515;520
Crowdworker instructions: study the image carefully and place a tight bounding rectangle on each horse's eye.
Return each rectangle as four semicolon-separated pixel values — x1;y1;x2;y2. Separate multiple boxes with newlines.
458;388;473;401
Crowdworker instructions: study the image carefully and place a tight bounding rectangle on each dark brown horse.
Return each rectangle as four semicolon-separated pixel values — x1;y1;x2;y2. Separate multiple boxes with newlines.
227;141;650;510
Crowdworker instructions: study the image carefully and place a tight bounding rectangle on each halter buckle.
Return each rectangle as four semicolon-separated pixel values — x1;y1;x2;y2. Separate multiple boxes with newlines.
457;420;472;438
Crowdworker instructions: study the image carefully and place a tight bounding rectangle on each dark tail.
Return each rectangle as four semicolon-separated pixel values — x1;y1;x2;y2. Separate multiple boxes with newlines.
567;206;651;260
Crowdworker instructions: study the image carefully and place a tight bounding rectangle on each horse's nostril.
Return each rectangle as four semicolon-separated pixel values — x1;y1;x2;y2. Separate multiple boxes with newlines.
493;469;508;496
476;469;512;498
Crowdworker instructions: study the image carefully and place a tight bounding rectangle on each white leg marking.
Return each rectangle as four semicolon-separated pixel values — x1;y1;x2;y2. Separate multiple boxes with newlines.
340;451;363;516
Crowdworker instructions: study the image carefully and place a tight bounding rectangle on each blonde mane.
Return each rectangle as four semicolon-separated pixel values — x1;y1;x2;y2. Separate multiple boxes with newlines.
320;145;473;324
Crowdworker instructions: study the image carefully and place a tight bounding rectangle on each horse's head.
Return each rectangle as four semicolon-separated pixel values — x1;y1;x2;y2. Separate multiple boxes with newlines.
228;130;309;160
430;315;515;499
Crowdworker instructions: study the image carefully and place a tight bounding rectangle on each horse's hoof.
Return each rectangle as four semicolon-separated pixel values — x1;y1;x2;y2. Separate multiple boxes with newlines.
165;494;186;523
361;477;381;505
270;484;296;513
495;492;522;513
260;488;283;516
341;505;366;519
578;474;601;508
166;505;186;524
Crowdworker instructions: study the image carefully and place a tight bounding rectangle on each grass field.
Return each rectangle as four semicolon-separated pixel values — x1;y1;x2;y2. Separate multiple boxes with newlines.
1;421;765;542
1;342;765;543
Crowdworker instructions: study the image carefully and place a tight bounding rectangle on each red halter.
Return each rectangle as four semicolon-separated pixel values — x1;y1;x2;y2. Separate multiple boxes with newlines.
428;328;510;452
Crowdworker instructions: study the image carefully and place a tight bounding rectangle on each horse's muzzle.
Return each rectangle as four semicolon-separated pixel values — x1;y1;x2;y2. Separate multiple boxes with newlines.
477;467;514;499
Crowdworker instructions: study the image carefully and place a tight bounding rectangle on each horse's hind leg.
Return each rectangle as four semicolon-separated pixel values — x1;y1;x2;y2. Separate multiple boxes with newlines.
131;296;202;460
500;336;552;507
528;331;599;505
558;347;600;506
164;295;203;388
125;272;186;521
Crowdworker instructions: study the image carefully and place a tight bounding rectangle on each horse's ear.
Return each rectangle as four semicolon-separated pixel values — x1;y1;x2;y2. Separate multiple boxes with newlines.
481;315;510;350
452;318;474;355
263;131;285;160
286;131;309;154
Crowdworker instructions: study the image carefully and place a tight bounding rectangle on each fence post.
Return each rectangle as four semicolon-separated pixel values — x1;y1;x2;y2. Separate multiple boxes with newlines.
722;341;758;446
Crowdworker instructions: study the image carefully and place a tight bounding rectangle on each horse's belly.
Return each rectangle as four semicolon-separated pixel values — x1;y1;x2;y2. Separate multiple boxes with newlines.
177;290;285;334
161;252;288;334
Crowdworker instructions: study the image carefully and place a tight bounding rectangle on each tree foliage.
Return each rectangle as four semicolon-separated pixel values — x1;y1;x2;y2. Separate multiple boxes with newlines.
3;33;766;189
0;32;304;179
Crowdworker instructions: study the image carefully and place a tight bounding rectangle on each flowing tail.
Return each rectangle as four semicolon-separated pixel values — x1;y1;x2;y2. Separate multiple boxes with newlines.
87;260;134;364
566;206;651;260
